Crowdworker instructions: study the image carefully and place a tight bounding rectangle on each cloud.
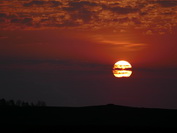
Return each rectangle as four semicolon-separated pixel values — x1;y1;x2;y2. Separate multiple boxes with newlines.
154;1;177;7
0;13;7;18
10;17;33;26
97;38;146;51
55;20;81;27
66;1;98;11
23;1;45;7
108;6;139;14
0;59;108;71
0;13;7;23
0;0;177;34
91;32;147;51
23;1;62;7
22;18;33;24
63;1;98;23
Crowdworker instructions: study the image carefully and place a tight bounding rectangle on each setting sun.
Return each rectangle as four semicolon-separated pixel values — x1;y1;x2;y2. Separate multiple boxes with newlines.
113;60;132;78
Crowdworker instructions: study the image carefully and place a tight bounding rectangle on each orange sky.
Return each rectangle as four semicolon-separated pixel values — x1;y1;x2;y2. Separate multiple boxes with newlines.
1;0;177;108
0;0;177;68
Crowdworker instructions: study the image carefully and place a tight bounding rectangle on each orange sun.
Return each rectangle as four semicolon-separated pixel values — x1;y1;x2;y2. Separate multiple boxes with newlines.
113;60;132;78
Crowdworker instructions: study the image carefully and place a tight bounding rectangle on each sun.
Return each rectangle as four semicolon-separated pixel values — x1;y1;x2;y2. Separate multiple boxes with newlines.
113;60;132;70
113;60;132;78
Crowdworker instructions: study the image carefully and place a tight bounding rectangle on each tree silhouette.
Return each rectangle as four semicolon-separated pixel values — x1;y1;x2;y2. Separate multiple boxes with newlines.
36;100;46;106
16;100;22;106
8;100;15;106
0;98;46;107
0;98;6;106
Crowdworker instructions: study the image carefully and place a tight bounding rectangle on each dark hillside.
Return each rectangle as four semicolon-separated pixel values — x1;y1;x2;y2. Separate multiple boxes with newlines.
0;104;177;131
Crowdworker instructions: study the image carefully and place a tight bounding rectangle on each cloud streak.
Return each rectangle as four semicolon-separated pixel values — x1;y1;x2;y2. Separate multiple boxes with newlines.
100;40;146;51
0;0;177;34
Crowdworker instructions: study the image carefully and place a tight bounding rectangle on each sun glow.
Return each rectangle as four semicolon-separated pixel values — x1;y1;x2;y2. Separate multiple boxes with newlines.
113;60;132;78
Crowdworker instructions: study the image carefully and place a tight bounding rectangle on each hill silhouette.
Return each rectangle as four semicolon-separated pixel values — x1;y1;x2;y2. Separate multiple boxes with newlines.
0;104;177;131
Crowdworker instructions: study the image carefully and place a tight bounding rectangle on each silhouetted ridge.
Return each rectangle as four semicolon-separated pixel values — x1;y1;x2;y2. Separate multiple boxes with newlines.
81;104;135;109
0;103;177;130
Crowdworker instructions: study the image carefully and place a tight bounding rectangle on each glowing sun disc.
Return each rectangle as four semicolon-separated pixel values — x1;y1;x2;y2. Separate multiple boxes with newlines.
113;60;132;78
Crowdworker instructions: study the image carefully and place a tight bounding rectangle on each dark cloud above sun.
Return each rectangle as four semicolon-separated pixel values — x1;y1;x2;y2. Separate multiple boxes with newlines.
1;0;177;34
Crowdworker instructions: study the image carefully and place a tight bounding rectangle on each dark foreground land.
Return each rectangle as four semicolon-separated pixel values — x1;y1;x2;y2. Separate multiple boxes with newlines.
0;104;177;132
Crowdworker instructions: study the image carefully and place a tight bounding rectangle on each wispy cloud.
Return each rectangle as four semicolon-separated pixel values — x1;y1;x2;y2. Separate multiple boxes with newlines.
100;40;146;51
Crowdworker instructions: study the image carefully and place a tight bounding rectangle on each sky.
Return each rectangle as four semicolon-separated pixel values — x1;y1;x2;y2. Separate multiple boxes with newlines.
1;0;177;109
